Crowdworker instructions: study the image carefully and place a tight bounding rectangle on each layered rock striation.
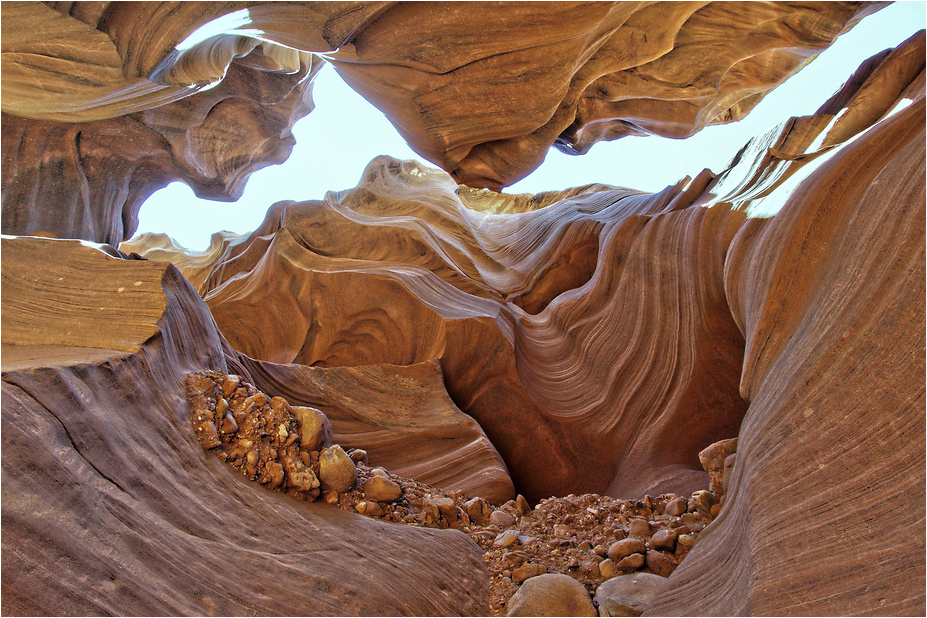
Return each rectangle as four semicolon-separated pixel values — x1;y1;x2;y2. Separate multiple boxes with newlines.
1;237;489;616
2;1;884;246
2;2;925;617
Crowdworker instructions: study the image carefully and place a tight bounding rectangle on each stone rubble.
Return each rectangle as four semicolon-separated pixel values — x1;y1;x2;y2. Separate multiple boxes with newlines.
186;371;736;615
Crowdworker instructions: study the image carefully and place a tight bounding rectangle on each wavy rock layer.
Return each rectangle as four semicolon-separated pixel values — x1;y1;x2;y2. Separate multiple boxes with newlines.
3;3;925;616
151;163;747;502
0;237;489;617
1;46;320;245
648;81;926;618
327;1;880;188
0;2;882;246
3;2;879;190
122;33;925;614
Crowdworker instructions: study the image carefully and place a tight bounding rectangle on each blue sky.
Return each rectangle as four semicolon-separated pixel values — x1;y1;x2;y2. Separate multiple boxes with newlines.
135;2;926;251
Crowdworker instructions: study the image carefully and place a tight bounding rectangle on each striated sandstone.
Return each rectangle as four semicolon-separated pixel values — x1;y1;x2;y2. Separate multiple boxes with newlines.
1;1;885;246
2;4;925;617
1;237;488;616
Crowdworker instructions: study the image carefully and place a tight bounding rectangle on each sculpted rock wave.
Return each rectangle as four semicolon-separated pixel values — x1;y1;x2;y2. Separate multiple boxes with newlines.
2;3;924;616
1;237;489;616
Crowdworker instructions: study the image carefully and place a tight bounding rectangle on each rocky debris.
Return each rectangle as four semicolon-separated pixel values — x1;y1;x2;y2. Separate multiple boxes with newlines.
505;574;597;617
186;372;721;615
698;438;737;497
475;490;719;615
594;572;667;617
186;372;326;500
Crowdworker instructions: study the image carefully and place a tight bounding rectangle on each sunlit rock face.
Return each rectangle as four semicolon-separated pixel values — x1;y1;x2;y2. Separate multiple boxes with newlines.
0;0;885;243
144;158;749;503
2;2;925;616
325;1;882;189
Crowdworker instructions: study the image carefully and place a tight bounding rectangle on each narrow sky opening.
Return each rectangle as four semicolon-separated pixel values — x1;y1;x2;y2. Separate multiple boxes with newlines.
134;2;925;251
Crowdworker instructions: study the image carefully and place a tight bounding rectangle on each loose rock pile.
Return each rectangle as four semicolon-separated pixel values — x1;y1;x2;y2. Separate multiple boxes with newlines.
186;371;735;616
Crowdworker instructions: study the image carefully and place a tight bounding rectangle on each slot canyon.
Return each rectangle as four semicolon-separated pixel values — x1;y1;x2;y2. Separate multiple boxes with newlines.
2;2;924;616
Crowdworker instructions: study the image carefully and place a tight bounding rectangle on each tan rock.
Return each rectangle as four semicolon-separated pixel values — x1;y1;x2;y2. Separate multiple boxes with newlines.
608;538;646;562
292;406;333;452
644;550;676;578
650;529;677;552
594;572;667;617
664;498;687;517
494;530;520;549
362;475;402;503
490;509;517;527
506;573;595;616
615;553;645;572
512;562;547;584
464;497;493;525
599;558;617;579
318;445;356;493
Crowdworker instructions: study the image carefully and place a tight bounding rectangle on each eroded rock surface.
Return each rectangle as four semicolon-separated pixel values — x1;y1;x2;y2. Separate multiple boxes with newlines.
1;237;489;617
2;4;925;617
1;1;884;245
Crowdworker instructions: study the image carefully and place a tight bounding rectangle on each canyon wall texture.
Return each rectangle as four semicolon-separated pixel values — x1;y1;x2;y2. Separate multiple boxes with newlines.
3;2;924;616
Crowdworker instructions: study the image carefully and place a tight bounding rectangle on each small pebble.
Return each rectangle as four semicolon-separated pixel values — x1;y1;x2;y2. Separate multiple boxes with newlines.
664;497;687;516
221;375;240;397
628;518;652;538
615;553;645;571
690;490;718;518
490;509;517;527
599;558;617;579
465;497;492;525
494;530;520;548
512;562;547;584
650;529;677;552
677;533;696;551
362;475;402;503
318;445;357;493
427;496;458;519
608;538;646;562
680;513;705;532
645;549;676;577
356;500;385;518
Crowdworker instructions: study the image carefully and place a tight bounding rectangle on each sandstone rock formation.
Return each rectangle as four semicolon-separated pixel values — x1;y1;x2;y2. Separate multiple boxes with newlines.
2;2;925;617
2;2;884;246
1;41;321;245
1;237;488;616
